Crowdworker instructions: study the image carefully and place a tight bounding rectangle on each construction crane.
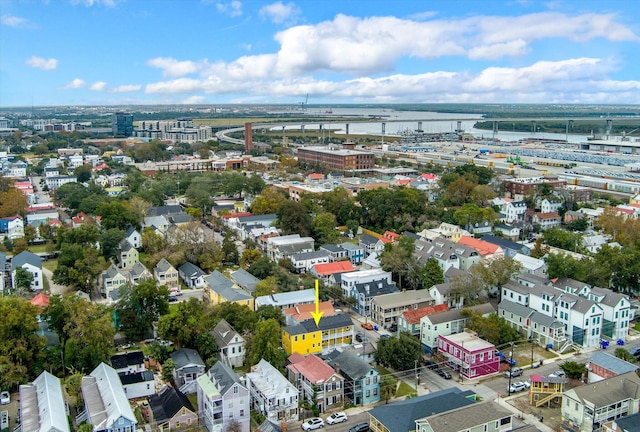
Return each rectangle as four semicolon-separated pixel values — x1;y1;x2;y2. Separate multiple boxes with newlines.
622;128;639;140
300;93;309;111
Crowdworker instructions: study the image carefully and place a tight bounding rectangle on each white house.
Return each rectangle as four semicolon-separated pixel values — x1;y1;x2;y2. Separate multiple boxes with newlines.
0;214;24;240
246;359;299;422
211;319;246;368
11;250;44;291
265;234;315;261
290;250;330;273
125;227;141;249
19;371;70;432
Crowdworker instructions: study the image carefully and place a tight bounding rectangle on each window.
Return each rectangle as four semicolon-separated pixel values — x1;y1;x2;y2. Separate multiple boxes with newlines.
366;390;371;397
373;388;378;396
234;386;238;394
240;410;245;416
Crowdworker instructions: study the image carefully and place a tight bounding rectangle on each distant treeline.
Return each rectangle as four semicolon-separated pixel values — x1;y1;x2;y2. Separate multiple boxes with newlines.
473;119;640;136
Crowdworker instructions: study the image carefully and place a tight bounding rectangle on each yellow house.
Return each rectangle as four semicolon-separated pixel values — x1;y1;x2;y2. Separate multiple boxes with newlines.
282;314;354;356
204;271;255;310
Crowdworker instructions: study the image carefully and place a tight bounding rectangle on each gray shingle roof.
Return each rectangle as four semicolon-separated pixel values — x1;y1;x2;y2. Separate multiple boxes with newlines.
425;303;495;325
615;412;640;432
499;300;534;318
588;352;639;375
211;319;241;347
368;388;476;432
567;371;640;407
291;250;330;261
285;313;353;335
155;258;174;273
205;270;235;291
481;234;529;253
11;250;42;271
170;348;204;369
324;349;374;381
179;262;205;278
320;244;345;253
230;268;260;293
425;400;513;432
208;361;242;395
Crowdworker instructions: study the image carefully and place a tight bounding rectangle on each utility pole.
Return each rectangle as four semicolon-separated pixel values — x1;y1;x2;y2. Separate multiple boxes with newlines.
507;342;514;395
415;359;419;390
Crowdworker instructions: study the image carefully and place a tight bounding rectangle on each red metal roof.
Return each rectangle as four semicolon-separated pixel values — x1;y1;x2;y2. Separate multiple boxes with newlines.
287;354;339;383
313;261;355;275
402;304;449;324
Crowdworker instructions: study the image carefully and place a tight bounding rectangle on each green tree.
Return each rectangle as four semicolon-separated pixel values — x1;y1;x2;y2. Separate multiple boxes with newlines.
96;200;138;231
249;319;284;368
312;212;339;244
0;185;28;217
13;267;34;294
213;302;258;334
614;347;636;363
161;358;177;384
374;332;422;372
221;232;239;265
0;297;46;389
116;279;170;341
443;177;476;206
100;228;126;259
248;256;277;279
250;187;287;215
240;248;262;268
74;164;93;183
560;361;586;380
462;310;520;346
276;200;312;237
420;258;445;289
54;182;90;210
380;236;417;289
254;276;280;297
156;298;217;349
380;374;396;404
475;257;522;300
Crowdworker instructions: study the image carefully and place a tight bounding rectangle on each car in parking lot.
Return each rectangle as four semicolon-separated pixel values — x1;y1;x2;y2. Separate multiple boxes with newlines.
325;412;348;425
348;423;369;432
504;367;523;378
301;417;324;430
0;391;9;405
434;368;452;379
509;382;527;393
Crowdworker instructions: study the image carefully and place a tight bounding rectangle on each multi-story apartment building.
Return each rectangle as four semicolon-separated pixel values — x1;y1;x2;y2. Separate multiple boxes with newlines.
370;290;435;329
341;269;398;317
196;362;250;432
287;354;344;413
297;146;375;173
325;350;380;406
282;314;354;356
246;360;299;422
437;331;500;380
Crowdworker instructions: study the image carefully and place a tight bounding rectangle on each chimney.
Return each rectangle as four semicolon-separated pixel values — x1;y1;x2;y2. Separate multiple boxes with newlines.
334;363;340;375
271;290;276;301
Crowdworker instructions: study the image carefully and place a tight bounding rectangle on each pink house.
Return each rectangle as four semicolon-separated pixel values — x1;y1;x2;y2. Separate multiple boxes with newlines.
438;331;499;379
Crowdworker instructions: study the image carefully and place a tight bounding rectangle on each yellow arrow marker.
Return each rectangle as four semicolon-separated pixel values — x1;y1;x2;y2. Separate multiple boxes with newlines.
311;279;324;327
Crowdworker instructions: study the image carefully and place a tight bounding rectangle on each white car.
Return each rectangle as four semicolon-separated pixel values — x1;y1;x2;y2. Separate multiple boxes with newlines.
302;417;324;431
0;391;9;405
509;382;527;393
326;412;348;425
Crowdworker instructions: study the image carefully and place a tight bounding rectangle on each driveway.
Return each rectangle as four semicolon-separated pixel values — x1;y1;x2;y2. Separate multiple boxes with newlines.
42;267;72;295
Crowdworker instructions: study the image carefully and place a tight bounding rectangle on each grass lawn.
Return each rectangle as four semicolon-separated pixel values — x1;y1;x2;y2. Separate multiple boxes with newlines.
27;244;49;253
634;322;640;332
42;259;58;272
510;343;558;367
396;381;416;398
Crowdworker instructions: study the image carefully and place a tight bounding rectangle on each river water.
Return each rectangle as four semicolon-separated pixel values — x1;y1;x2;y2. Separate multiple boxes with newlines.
274;107;594;144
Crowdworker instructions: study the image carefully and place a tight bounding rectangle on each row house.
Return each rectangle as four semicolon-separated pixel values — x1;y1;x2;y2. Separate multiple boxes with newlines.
290;250;330;273
414;237;480;272
562;371;640;432
494;199;528;223
287;354;344;413
427;282;464;309
19;371;70;432
282;314;354;356
45;175;77;190
148;386;198;431
324;349;380;406
341;269;398;317
211;319;246;368
498;299;566;350
246;360;299;423
457;236;504;260
493;223;521;241
339;242;365;265
153;258;179;293
370;289;436;329
311;261;356;287
196;362;250;432
358;234;381;257
2;160;27;177
265;234;315;261
0;214;24;240
398;304;449;336
437;331;500;379
319;244;348;261
529;210;562;229
420;303;495;354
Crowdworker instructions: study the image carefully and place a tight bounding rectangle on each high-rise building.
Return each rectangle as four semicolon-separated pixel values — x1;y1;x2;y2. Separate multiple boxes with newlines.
112;112;134;137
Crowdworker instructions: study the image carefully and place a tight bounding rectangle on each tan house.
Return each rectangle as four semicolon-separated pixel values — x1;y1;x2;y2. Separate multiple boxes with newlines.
148;385;198;431
154;258;179;293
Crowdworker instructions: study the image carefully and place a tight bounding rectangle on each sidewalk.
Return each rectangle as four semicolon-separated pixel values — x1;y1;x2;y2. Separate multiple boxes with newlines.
495;397;555;432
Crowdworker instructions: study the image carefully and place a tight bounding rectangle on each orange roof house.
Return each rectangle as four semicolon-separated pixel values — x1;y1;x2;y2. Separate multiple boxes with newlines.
283;302;335;324
30;293;50;308
457;236;504;258
401;304;450;325
312;261;355;276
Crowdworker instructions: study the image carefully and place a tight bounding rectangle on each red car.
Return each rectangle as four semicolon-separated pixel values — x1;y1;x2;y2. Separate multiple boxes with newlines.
361;322;374;330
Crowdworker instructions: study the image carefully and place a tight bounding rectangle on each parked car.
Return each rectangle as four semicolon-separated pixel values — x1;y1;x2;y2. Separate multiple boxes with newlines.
509;382;527;393
423;359;438;369
504;367;523;378
379;334;391;340
348;423;369;432
326;412;348;425
629;347;640;356
361;322;374;331
388;324;398;332
0;392;9;405
435;368;452;379
302;417;324;431
355;332;365;342
549;370;566;378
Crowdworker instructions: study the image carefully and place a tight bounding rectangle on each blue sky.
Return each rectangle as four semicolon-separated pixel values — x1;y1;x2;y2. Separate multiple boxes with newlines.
1;0;639;106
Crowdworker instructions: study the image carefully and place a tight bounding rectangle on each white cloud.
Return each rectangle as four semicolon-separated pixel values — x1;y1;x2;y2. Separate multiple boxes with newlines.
259;1;300;24
147;57;201;77
25;56;58;70
1;14;30;28
144;57;640;104
109;84;142;93
215;1;242;17
70;0;119;7
90;81;107;91
183;95;206;104
64;78;86;89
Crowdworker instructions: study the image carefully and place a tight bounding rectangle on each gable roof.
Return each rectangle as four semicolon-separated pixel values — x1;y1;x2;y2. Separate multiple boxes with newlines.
154;258;174;273
284;313;353;335
424;400;512;432
211;319;243;347
283;302;335;322
170;348;204;369
588;352;639;376
19;371;70;432
11;250;42;271
81;363;136;429
230;268;260;292
110;351;144;369
178;261;206;278
209;361;243;395
147;205;182;216
368;388;476;432
287;354;342;384
148;385;195;423
457;236;501;256
313;260;355;275
567;371;640;407
402;304;449;324
425;303;495;325
481;234;529;253
324;349;375;381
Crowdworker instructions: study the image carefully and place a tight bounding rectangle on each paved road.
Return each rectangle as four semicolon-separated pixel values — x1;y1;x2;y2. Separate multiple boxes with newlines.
294;410;370;432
